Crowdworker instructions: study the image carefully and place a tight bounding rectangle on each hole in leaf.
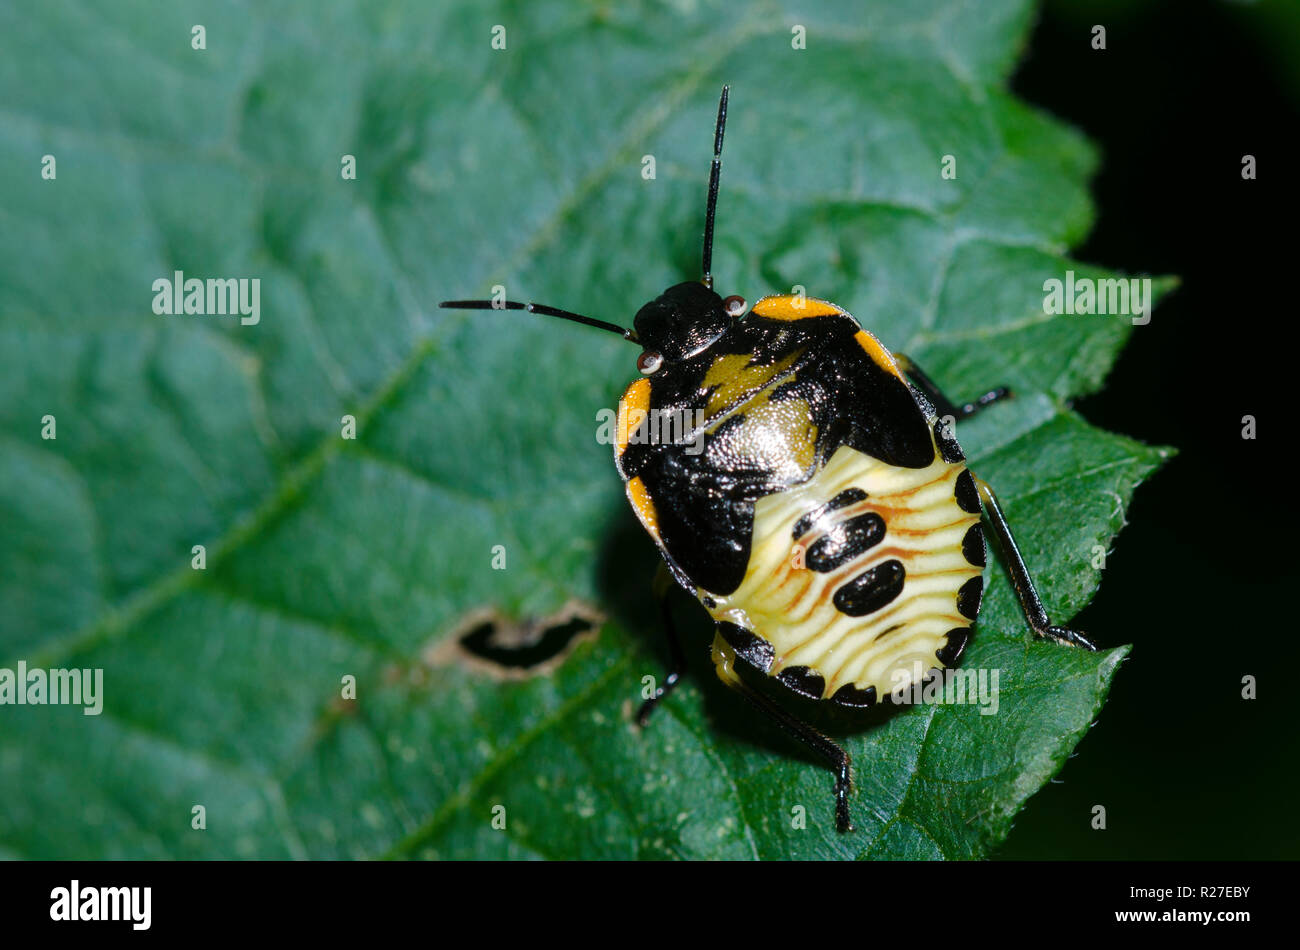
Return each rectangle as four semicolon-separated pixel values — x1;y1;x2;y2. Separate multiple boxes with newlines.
425;603;603;681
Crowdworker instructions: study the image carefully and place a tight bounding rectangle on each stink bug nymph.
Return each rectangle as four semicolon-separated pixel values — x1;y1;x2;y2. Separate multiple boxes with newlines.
442;86;1097;834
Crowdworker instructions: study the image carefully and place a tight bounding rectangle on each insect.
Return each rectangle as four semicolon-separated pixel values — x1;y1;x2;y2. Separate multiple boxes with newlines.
442;86;1097;833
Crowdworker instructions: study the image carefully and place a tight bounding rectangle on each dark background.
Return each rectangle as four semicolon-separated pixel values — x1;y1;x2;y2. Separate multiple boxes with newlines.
998;0;1297;859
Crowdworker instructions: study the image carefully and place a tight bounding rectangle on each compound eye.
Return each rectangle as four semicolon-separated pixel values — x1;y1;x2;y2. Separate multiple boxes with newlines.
722;295;747;318
637;350;664;375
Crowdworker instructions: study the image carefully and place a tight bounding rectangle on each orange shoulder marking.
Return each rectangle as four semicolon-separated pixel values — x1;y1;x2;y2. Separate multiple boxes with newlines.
625;476;661;543
616;377;651;458
751;294;843;321
853;329;906;383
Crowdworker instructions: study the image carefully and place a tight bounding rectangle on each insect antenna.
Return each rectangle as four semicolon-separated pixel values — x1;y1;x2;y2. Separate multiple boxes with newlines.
438;299;638;342
701;84;730;291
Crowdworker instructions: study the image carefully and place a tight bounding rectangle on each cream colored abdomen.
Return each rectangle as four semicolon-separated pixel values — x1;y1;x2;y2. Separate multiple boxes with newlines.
702;443;980;698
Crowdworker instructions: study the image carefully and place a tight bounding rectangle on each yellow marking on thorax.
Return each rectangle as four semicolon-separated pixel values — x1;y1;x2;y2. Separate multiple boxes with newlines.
853;329;906;383
712;396;819;484
701;349;801;418
625;476;660;543
751;294;843;320
616;377;651;458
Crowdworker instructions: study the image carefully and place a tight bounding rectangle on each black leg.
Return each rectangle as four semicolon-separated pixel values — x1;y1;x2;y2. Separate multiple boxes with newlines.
896;353;1010;419
637;564;688;726
711;630;854;832
975;477;1098;651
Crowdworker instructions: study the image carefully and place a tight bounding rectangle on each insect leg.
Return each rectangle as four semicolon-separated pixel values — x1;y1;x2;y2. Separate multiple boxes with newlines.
974;476;1099;652
711;629;854;833
636;563;688;726
896;354;1010;419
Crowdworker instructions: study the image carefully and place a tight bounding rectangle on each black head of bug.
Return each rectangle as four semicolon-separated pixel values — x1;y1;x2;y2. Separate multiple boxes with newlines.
632;281;729;363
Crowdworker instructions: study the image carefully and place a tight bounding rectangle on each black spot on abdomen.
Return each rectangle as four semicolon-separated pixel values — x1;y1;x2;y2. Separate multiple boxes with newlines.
833;559;905;617
805;512;886;573
962;523;986;567
792;487;868;540
776;665;826;700
935;627;970;666
957;576;983;620
831;683;878;708
955;469;981;514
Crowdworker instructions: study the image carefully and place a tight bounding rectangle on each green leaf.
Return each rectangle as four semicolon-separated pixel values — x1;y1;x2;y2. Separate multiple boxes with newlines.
0;0;1171;860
